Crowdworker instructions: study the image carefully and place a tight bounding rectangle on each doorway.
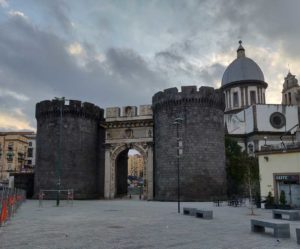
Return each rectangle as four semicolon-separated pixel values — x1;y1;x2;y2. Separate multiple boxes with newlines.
115;148;144;198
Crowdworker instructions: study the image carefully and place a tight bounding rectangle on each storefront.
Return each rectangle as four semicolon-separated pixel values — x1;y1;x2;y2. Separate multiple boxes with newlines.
274;174;300;207
258;148;300;208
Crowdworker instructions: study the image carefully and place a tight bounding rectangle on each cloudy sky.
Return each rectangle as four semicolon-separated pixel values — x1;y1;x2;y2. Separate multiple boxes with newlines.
0;0;300;131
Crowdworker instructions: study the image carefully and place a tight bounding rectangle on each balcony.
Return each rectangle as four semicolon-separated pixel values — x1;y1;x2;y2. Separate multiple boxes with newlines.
260;142;300;152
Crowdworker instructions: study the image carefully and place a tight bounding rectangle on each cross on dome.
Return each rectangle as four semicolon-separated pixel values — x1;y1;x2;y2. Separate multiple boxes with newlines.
237;40;245;58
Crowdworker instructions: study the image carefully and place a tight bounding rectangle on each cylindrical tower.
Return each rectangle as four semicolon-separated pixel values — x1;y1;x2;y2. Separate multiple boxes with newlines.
152;86;227;201
35;99;105;199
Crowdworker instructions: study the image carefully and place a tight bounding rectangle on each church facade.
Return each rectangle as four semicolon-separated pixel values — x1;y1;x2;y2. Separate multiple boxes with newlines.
222;41;299;153
222;41;300;207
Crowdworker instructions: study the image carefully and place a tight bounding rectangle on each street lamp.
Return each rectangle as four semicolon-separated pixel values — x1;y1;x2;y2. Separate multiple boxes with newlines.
173;117;183;213
263;136;267;146
54;97;65;206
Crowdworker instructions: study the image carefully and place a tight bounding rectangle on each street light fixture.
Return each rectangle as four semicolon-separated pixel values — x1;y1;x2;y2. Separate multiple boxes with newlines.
264;136;267;146
54;97;65;207
173;117;183;214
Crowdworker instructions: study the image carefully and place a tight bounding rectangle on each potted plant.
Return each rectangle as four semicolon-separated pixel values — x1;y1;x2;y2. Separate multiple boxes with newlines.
279;190;286;206
264;191;275;209
278;190;291;209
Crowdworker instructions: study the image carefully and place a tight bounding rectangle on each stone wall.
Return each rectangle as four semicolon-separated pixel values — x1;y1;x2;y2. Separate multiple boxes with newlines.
35;99;105;199
152;86;227;201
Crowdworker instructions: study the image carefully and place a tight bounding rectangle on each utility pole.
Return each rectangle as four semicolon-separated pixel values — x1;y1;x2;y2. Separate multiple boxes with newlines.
55;97;65;207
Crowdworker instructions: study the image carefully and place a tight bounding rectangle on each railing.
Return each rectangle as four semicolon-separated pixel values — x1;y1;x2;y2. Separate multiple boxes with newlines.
261;142;300;152
0;186;26;227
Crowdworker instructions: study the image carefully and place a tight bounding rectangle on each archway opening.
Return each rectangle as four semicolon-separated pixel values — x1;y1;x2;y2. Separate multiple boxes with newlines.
115;148;144;198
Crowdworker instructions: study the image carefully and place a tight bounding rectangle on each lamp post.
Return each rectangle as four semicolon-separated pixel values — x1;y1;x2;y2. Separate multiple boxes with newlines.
54;97;65;207
173;117;183;213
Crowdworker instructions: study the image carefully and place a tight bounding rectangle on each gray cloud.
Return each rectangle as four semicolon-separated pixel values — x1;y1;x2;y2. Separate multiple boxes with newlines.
212;0;300;57
1;0;299;130
39;0;73;33
0;14;168;130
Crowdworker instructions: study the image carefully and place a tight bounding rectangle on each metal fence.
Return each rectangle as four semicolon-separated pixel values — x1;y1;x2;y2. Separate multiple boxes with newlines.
0;186;26;227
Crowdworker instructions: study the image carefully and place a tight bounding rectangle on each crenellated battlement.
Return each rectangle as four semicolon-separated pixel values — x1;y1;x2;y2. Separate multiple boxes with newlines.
36;99;104;121
152;86;225;111
105;105;152;119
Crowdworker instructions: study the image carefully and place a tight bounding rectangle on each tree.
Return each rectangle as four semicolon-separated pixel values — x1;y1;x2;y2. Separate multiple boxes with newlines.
242;152;260;214
225;137;245;196
225;137;260;199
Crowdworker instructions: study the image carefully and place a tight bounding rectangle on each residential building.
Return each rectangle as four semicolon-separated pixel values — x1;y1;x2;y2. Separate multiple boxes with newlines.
128;154;144;177
0;132;35;182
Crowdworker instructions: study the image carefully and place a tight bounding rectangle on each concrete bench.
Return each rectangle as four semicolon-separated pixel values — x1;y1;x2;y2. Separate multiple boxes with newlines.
195;209;213;219
296;228;300;245
272;209;300;221
183;207;198;216
251;219;290;238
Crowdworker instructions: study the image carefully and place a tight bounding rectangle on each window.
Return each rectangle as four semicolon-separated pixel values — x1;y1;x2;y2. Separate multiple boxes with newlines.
27;160;32;165
270;112;286;129
29;142;32;146
285;94;287;104
233;92;239;107
250;91;256;105
8;142;13;151
288;92;292;104
7;156;13;163
28;148;33;157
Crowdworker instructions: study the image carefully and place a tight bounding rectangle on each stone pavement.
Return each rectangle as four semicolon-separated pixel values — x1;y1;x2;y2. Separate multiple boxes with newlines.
0;200;300;249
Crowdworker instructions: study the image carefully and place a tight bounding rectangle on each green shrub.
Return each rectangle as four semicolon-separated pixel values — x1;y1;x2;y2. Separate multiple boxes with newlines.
266;191;274;205
279;190;287;205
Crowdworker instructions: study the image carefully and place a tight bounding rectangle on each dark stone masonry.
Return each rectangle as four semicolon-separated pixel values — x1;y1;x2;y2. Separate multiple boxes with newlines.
152;86;227;201
35;85;227;200
35;99;105;199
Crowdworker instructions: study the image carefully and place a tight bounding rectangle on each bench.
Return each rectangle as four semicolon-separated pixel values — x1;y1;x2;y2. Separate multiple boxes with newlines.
183;207;197;216
183;207;213;219
296;228;300;245
272;209;300;221
251;219;290;238
195;209;213;219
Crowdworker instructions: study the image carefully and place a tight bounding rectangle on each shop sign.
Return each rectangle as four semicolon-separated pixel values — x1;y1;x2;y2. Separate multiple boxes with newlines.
275;175;299;182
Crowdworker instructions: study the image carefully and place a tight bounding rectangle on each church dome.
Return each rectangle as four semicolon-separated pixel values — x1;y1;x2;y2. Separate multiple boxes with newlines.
221;41;265;87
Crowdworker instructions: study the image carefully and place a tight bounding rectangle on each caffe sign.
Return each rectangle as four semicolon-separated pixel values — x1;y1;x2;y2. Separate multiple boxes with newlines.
275;175;299;182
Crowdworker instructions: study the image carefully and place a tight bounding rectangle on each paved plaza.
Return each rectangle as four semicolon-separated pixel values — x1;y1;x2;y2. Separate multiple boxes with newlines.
0;199;300;249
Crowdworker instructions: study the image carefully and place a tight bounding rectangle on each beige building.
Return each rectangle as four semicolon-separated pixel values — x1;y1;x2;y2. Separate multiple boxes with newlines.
0;132;33;182
128;154;144;178
257;144;300;207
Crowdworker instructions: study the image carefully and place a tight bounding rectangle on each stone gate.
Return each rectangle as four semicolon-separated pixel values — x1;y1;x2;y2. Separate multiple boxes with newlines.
103;105;153;200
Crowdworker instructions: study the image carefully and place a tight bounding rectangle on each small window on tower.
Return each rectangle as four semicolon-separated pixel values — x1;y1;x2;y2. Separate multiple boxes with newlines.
288;92;292;104
250;91;256;105
233;92;239;107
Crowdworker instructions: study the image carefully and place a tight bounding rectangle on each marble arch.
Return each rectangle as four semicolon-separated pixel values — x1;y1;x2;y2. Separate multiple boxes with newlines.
104;105;153;200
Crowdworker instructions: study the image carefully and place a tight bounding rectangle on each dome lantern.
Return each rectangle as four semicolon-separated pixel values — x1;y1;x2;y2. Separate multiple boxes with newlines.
237;40;245;58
